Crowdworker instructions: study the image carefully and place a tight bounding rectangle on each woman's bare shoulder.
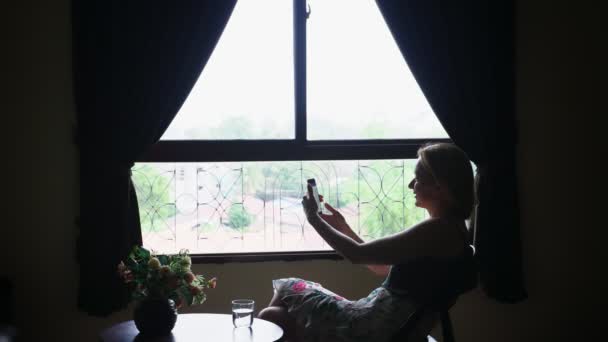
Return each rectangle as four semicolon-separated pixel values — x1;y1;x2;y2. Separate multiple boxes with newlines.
405;217;458;234
404;217;468;258
413;216;466;232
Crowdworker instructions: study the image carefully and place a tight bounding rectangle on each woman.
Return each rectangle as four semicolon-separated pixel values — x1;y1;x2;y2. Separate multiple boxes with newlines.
258;143;476;342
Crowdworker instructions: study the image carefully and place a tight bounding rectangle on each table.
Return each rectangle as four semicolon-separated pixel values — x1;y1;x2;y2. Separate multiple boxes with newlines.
100;313;283;342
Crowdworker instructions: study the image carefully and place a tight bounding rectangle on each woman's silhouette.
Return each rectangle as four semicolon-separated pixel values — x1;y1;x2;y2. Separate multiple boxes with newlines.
258;143;476;342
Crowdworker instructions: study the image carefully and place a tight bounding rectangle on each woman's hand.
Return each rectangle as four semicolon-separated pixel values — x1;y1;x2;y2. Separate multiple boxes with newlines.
319;202;350;233
301;184;320;224
300;184;363;263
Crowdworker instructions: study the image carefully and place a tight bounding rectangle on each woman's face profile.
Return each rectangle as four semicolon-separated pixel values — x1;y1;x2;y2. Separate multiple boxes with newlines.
408;160;439;210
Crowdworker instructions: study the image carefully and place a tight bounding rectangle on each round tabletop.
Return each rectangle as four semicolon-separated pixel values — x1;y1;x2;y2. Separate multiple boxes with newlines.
100;313;283;342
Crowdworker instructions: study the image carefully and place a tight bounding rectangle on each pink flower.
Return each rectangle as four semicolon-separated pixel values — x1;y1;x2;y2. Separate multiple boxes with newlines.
117;261;127;274
184;272;195;284
160;265;171;277
208;277;217;289
292;281;307;292
123;271;134;283
189;285;202;295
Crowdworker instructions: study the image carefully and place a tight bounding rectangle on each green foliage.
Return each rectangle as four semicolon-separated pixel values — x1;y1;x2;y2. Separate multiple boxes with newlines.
199;222;216;234
227;204;252;231
338;160;426;239
131;165;176;233
209;115;254;139
247;162;301;200
265;164;301;193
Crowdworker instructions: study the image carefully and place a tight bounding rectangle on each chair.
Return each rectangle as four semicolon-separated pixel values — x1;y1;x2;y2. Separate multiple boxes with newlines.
390;245;478;342
389;303;455;342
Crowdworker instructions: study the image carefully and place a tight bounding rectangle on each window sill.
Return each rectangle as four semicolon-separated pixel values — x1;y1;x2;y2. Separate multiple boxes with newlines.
191;251;344;264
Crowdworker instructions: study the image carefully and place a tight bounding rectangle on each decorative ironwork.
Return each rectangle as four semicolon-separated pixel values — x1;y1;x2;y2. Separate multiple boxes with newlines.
132;160;426;254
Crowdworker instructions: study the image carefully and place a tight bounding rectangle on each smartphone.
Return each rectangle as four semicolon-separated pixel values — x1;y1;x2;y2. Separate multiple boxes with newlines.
307;178;330;215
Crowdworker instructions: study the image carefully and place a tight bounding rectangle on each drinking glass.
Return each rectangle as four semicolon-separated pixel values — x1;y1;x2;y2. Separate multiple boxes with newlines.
232;299;255;328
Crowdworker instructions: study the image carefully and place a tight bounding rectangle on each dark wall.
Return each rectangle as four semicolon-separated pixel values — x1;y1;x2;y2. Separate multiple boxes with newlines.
2;0;602;340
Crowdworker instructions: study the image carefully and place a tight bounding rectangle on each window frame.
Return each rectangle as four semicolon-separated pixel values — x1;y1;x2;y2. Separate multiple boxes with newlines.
137;0;450;263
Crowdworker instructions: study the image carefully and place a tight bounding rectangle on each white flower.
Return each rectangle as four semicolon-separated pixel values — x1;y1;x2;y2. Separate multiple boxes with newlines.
148;257;161;270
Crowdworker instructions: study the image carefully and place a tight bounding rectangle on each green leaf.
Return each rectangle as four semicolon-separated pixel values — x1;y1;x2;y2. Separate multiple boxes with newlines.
139;247;151;259
193;275;206;288
193;292;207;305
158;255;169;265
129;245;140;256
178;287;194;306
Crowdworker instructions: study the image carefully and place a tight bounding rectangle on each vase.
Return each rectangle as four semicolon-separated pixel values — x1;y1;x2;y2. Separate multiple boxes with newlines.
133;297;178;337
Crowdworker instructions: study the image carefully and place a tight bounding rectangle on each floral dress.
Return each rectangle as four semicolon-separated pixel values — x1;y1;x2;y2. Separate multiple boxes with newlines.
272;277;416;342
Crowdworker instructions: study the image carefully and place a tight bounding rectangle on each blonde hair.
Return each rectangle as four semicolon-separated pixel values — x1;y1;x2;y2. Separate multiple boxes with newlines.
417;143;474;220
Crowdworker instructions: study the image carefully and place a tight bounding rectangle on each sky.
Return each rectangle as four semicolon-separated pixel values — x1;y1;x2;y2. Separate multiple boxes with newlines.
161;0;448;141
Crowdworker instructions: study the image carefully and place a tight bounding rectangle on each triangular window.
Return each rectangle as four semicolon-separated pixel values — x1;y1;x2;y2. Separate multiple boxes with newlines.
161;0;447;141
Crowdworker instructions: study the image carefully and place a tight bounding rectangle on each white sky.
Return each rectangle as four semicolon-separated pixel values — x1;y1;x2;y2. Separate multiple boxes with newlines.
161;0;448;141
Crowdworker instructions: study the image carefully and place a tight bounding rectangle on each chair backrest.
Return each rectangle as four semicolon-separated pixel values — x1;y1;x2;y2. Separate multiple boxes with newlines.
390;245;478;342
390;302;457;342
389;308;439;342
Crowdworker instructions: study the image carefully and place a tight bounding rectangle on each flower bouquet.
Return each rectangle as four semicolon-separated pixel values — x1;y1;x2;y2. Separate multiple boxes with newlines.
117;246;217;308
117;246;217;336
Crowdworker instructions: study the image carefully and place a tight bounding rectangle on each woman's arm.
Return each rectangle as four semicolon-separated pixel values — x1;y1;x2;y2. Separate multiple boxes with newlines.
302;186;465;265
306;214;456;265
319;203;390;276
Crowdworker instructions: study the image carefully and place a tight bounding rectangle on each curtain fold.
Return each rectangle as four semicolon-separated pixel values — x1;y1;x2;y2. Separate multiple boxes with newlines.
376;0;527;303
73;0;237;316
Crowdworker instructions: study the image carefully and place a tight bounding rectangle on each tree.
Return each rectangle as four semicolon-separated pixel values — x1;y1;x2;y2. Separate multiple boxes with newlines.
131;165;176;233
209;115;254;139
337;160;425;240
227;204;252;232
247;162;302;201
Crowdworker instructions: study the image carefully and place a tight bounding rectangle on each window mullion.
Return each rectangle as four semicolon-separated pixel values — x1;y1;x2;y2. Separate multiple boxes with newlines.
294;0;307;146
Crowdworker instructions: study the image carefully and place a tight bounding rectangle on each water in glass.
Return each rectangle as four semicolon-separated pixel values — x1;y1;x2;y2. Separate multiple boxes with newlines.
232;308;254;328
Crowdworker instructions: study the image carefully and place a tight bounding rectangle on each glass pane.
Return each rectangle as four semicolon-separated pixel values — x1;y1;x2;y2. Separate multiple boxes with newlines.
306;0;448;140
161;0;294;140
132;160;428;255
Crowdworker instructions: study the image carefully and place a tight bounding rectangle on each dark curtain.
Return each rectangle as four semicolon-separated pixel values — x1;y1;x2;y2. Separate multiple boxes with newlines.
73;0;237;316
377;0;527;303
